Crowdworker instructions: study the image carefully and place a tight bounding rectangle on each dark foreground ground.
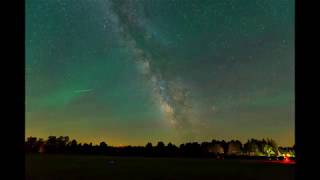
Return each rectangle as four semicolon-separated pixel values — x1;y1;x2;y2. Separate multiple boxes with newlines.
26;154;294;180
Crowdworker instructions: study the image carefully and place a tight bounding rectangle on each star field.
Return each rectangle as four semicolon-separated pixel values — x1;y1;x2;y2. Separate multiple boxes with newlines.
26;0;294;146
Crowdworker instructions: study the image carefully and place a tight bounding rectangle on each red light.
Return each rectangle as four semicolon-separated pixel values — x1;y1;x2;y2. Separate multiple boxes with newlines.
282;156;293;164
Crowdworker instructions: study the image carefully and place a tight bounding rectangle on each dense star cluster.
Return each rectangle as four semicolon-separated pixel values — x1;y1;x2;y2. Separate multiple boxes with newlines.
26;0;294;146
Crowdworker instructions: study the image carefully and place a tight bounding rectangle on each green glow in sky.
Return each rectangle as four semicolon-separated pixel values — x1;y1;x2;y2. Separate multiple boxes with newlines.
26;0;294;146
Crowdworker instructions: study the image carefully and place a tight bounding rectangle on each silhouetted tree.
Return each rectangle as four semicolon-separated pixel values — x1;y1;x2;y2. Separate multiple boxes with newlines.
228;140;242;155
82;143;90;154
25;137;38;152
146;142;152;149
156;141;165;156
166;142;177;156
208;143;224;155
157;141;165;148
266;138;278;156
182;142;201;156
221;140;228;154
263;144;275;157
100;141;107;147
45;136;58;153
244;139;260;156
56;136;69;152
69;139;78;153
25;136;289;159
99;141;108;154
145;142;153;156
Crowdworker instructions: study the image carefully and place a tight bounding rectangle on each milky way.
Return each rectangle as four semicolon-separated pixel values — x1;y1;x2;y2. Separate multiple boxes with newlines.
112;0;194;129
26;0;294;146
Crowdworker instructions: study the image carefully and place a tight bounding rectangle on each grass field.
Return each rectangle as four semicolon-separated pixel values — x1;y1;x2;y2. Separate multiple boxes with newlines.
26;154;294;180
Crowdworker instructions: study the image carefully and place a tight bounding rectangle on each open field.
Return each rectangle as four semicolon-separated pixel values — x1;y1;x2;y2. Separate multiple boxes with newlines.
26;154;294;180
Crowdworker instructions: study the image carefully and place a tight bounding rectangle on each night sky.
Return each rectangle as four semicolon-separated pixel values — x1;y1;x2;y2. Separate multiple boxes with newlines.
26;0;294;146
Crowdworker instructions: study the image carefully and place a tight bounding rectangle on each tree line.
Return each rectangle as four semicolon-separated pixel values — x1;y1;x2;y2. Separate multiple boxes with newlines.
25;136;295;159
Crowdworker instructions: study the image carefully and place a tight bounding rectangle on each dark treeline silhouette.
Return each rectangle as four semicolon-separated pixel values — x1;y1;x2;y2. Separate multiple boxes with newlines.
25;136;295;160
